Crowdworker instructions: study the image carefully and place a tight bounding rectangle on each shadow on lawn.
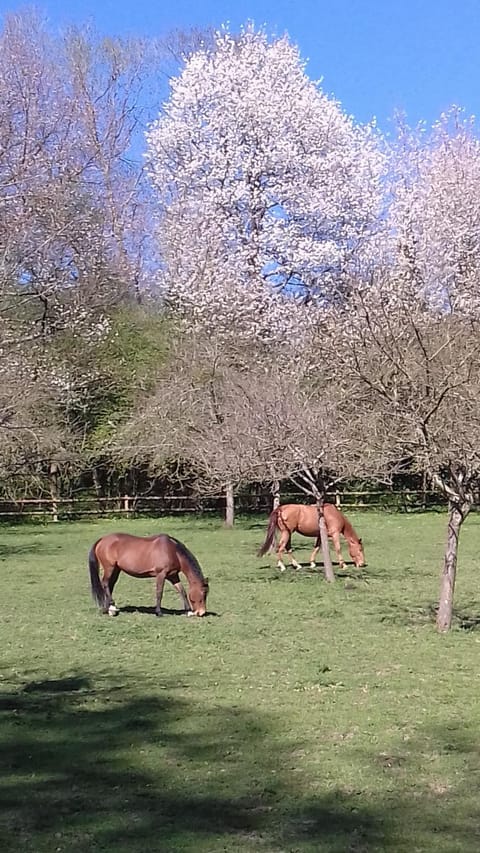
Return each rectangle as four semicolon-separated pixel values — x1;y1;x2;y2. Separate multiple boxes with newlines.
0;541;59;559
120;604;191;616
119;604;220;618
1;673;479;852
377;599;480;631
256;561;368;583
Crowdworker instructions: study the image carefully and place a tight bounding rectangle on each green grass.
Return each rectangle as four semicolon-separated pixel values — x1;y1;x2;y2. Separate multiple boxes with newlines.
2;511;480;852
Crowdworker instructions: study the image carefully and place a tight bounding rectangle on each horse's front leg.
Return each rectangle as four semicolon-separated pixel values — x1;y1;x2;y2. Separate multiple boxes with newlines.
331;531;345;569
155;570;168;617
309;537;321;569
172;578;192;615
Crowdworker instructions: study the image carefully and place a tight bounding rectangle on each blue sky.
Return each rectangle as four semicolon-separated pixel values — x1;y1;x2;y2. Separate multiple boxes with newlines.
1;0;479;132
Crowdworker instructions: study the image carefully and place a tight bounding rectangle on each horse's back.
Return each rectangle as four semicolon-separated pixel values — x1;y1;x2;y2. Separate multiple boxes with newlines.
95;532;178;574
280;504;319;536
94;531;131;558
280;503;346;536
97;532;154;554
323;504;346;533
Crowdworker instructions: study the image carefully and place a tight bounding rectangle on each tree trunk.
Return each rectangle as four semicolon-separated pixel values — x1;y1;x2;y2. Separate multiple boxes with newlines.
225;482;235;527
272;480;280;510
316;499;335;582
49;461;59;523
92;466;103;513
436;499;471;632
421;468;428;511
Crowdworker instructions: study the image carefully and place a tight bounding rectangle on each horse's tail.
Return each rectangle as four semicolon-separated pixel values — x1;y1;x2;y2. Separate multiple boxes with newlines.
257;508;280;556
88;541;107;610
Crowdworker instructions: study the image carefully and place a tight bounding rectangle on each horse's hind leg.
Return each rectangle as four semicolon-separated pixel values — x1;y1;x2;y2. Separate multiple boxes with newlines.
278;532;302;571
288;538;302;571
107;567;121;616
101;565;119;616
277;531;291;572
310;537;321;569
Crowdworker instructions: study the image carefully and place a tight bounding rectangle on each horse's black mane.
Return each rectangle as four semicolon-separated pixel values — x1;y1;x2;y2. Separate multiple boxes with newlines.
168;536;206;583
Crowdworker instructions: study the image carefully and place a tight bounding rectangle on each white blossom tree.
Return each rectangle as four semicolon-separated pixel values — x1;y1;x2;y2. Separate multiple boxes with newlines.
338;109;480;631
146;25;385;346
0;11;160;491
382;109;480;317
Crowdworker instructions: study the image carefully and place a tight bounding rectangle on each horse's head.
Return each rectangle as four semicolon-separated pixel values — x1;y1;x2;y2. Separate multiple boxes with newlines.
349;539;365;568
188;578;209;617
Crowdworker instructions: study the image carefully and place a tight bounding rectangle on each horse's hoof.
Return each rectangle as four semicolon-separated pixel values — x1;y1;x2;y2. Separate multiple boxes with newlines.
187;611;195;617
310;563;316;569
155;610;163;617
108;605;119;617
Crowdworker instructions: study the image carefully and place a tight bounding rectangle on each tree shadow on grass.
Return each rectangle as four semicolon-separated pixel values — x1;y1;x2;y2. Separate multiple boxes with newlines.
452;604;480;631
376;599;480;631
1;672;480;852
354;722;480;853
0;541;59;559
238;517;269;531
0;672;369;852
377;600;438;627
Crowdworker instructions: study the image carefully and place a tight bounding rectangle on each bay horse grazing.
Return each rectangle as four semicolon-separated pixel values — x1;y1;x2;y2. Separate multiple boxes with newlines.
258;504;365;572
88;533;209;617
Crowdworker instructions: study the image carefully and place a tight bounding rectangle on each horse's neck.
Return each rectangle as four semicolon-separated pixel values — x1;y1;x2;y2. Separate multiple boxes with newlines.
180;557;202;584
180;552;204;586
185;565;203;587
342;518;359;543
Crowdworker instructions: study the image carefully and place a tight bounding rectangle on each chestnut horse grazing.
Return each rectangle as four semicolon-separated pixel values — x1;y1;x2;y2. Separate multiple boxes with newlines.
258;504;365;572
88;533;209;617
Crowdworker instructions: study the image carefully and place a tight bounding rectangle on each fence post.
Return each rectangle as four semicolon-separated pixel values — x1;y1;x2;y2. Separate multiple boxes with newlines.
225;483;235;527
50;461;59;522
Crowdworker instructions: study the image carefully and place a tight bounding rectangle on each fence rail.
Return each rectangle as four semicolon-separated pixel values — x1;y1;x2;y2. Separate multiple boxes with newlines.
0;489;448;522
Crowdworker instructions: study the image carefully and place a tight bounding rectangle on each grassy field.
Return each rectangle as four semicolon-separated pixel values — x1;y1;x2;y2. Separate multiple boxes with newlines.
2;511;480;852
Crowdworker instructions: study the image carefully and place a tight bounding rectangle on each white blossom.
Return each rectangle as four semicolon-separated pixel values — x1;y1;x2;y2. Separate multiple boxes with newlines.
387;108;480;318
146;26;385;345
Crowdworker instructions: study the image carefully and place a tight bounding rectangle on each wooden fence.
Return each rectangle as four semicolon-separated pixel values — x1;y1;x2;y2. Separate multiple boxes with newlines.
0;489;447;522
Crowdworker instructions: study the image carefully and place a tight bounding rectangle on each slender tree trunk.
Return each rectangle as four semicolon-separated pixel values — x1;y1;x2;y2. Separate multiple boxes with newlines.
50;461;59;523
272;480;280;510
267;480;281;553
421;469;428;511
225;482;235;527
436;499;471;632
316;499;335;582
92;466;103;513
